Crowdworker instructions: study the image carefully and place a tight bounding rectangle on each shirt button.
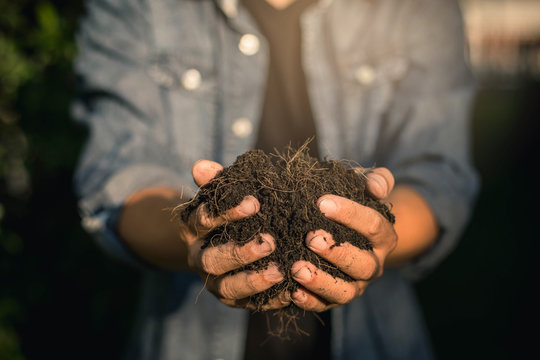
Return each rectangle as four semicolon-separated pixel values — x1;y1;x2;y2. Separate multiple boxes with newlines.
181;68;202;91
81;216;102;233
355;64;376;85
232;118;253;138
238;34;260;56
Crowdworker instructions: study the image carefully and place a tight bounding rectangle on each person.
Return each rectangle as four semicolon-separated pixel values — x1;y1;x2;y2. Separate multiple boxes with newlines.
73;0;479;359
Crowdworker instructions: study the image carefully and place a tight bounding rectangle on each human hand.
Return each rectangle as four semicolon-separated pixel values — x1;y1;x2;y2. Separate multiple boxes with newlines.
180;160;290;310
289;167;397;311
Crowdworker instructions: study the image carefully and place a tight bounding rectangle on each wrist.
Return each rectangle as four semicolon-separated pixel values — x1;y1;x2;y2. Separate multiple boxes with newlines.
118;186;191;271
385;185;439;267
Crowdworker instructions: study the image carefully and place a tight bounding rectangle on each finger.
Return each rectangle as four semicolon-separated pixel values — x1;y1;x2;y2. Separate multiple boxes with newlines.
291;261;364;306
252;291;292;311
291;287;335;312
257;291;292;310
317;194;397;252
220;291;291;310
192;160;223;187
207;263;284;300
188;195;260;232
261;291;292;311
198;233;275;275
365;167;395;199
305;230;379;281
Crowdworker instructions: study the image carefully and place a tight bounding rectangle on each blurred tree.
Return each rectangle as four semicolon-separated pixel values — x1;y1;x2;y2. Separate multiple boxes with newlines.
1;1;139;359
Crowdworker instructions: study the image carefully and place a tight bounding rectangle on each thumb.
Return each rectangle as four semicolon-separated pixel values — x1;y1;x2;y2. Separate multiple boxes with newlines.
192;160;223;187
365;167;394;199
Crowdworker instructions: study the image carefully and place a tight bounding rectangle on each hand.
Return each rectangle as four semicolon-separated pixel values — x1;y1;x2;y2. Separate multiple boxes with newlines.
180;160;290;310
289;167;397;312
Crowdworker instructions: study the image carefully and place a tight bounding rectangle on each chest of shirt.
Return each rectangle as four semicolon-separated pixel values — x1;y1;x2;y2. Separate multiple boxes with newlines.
143;0;411;165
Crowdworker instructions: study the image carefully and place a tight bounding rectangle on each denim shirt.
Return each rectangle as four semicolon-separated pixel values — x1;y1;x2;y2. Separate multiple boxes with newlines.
73;0;479;359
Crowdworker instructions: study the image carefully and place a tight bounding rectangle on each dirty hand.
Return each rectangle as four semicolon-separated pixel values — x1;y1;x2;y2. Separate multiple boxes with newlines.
290;167;397;312
180;160;290;310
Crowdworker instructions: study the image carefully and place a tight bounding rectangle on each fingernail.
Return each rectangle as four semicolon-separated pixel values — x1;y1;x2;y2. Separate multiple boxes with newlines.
369;174;387;197
318;197;337;215
198;160;222;172
308;235;327;251
254;234;274;255
237;196;259;216
264;265;284;282
293;267;312;282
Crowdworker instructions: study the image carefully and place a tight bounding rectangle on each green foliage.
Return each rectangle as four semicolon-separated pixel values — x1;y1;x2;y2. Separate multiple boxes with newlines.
1;2;139;356
0;1;74;107
0;1;85;359
0;35;34;105
0;299;24;360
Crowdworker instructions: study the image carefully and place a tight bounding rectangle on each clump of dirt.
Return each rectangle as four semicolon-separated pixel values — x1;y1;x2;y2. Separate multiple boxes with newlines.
178;145;394;334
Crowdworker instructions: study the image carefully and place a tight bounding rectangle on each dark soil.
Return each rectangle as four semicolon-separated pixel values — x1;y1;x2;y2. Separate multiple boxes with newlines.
179;145;394;334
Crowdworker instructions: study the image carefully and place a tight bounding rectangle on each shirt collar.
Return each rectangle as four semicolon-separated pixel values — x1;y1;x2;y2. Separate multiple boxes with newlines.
217;0;238;18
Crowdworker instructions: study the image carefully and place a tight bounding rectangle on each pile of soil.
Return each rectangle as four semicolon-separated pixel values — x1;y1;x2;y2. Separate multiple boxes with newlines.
179;145;395;314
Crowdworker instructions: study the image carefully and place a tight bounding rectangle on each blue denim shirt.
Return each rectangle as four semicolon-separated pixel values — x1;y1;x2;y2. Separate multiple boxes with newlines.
73;0;479;358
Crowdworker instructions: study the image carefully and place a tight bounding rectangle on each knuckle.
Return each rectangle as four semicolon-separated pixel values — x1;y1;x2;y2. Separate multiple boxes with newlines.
334;296;348;306
245;273;260;294
334;286;355;305
231;245;250;267
217;279;238;300
336;248;354;272
200;252;221;275
367;214;385;236
219;298;237;308
298;298;316;311
363;268;377;282
299;292;331;311
313;302;329;312
342;290;356;305
368;262;378;280
360;255;378;280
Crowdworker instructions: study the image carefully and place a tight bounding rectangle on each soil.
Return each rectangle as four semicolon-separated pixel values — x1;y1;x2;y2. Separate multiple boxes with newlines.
178;145;395;334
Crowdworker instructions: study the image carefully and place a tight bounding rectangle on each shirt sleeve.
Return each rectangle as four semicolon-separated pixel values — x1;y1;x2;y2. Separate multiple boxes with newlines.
377;0;480;280
72;0;194;267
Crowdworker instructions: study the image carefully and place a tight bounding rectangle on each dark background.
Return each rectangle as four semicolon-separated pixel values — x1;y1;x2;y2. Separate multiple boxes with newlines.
0;1;537;359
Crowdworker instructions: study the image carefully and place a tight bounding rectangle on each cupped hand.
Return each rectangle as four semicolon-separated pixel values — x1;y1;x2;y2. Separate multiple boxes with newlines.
180;160;290;310
290;167;397;312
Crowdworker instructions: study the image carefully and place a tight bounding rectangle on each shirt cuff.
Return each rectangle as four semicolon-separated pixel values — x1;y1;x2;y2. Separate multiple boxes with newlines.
393;171;479;281
77;163;195;269
80;207;153;269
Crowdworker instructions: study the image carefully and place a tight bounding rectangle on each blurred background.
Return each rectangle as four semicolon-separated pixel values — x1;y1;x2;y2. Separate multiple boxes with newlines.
0;0;538;359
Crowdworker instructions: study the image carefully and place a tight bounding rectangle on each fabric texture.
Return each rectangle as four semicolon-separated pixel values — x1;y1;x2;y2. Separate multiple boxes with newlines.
72;0;479;358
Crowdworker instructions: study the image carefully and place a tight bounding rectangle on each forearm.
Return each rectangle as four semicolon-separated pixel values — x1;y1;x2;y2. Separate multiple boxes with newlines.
385;185;439;267
115;182;437;271
117;186;189;270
